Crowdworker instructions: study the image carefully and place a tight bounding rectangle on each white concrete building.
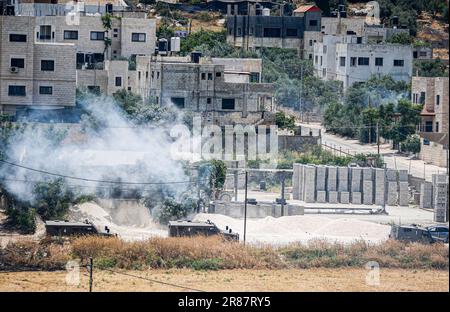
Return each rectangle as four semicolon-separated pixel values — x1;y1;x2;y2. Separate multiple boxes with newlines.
314;34;413;89
0;15;76;115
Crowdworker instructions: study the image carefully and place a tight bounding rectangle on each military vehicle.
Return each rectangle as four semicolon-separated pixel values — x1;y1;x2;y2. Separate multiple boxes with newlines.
168;220;239;241
45;220;115;237
389;224;448;244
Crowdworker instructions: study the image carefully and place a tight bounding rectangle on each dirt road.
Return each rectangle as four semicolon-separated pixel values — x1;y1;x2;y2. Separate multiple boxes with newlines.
0;268;448;292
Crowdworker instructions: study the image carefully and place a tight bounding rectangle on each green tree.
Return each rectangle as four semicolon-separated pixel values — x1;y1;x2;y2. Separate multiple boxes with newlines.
275;111;296;131
401;134;421;154
414;59;449;77
390;99;422;149
386;32;413;44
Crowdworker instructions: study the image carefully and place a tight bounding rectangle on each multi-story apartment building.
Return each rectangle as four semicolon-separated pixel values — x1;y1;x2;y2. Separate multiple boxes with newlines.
0;15;76;115
313;34;413;89
134;54;274;125
0;8;156;114
413;76;449;167
226;3;321;51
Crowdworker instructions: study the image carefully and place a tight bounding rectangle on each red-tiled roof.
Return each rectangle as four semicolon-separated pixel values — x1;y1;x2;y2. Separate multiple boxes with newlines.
294;4;321;13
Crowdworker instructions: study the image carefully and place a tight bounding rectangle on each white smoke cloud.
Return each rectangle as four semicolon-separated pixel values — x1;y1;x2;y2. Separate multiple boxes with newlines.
0;94;190;203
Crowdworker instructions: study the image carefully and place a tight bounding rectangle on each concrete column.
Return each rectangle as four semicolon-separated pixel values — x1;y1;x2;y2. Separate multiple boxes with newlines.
337;167;349;192
292;164;300;200
387;182;398;206
303;165;316;203
419;182;433;209
433;181;449;222
398;181;409;206
374;168;385;206
362;168;373;205
316;165;326;191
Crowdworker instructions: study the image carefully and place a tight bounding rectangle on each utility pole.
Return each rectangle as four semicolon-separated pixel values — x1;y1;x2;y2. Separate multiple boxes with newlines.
299;65;304;122
88;257;93;292
376;120;380;157
280;171;285;216
243;171;248;245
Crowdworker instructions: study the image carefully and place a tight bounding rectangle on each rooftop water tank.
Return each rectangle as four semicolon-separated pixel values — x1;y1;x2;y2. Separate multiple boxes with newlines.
262;8;270;16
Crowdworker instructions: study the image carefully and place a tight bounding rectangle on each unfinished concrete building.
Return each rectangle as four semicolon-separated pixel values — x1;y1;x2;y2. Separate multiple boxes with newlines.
226;3;321;51
134;54;275;125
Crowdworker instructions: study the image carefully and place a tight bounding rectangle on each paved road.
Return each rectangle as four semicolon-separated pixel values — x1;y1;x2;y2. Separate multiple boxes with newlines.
299;122;448;182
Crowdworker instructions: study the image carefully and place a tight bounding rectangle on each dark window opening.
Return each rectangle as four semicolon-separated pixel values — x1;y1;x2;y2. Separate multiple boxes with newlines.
393;59;404;67
171;97;185;109
87;86;100;95
131;33;146;42
286;28;298;37
90;31;105;40
215;72;222;78
207;98;212;104
39;25;51;40
208;73;213;80
41;60;55;71
425;121;433;132
436;122;439;132
350;57;357;67
115;76;122;87
356;37;362;44
358;57;369;66
339;57;345;67
263;28;281;37
419;92;426;104
64;30;78;40
11;58;25;68
222;98;235;110
9;34;27;42
201;73;206;80
8;85;26;96
436;95;440;105
375;57;383;66
309;20;318;26
39;86;53;95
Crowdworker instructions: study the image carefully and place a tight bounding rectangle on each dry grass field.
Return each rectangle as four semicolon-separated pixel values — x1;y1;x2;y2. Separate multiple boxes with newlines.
0;268;448;292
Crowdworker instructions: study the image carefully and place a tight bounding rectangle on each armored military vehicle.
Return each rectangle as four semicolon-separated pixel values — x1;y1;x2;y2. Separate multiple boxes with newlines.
389;224;447;244
168;220;239;241
45;220;114;237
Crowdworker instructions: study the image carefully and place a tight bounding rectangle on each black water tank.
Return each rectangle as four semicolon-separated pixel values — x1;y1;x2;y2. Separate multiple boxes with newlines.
191;51;202;63
339;10;347;18
6;5;14;15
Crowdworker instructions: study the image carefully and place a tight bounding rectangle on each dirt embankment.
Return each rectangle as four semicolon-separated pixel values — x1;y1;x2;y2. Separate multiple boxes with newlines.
0;268;448;292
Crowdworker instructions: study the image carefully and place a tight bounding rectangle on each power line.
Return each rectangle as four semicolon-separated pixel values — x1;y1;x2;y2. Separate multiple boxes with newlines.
99;267;206;292
0;159;197;185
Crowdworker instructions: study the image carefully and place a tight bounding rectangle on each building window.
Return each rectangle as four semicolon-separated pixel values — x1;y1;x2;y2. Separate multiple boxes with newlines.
309;54;312;60
208;73;213;80
113;34;118;38
350;57;357;67
64;30;78;40
356;37;362;44
339;57;345;67
8;85;26;96
358;57;369;66
157;72;160;79
436;95;440;105
9;34;27;42
215;72;222;78
131;33;146;42
309;39;313;46
309;20;318;26
222;98;235;110
171;97;185;109
263;28;281;37
39;25;52;40
90;31;105;40
320;56;322;66
419;92;426;104
146;71;149;79
115;76;122;87
114;28;118;33
207;98;212;104
419;51;427;57
39;86;53;95
425;121;433;132
151;71;154;79
393;59;404;67
436;122;439;132
41;60;55;71
10;58;25;68
314;55;318;64
201;73;206;80
286;28;298;37
138;71;141;80
375;57;383;66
